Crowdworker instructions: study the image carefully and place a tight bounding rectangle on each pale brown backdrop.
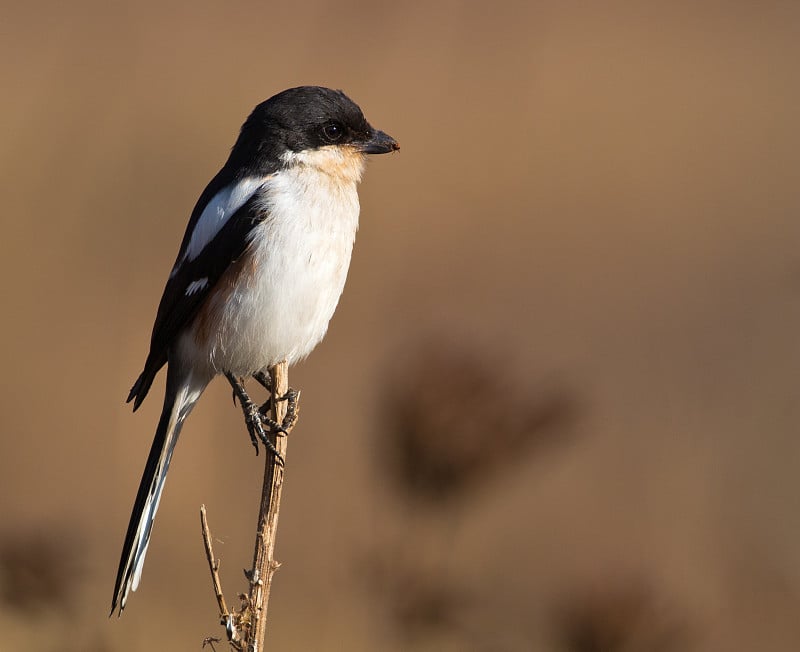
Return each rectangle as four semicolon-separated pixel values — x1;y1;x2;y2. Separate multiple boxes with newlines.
2;2;800;650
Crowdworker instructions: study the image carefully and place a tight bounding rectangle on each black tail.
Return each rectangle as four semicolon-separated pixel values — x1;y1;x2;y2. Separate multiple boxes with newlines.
111;364;203;615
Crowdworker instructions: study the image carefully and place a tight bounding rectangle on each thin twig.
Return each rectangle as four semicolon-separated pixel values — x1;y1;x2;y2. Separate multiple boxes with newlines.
201;505;244;649
200;505;229;617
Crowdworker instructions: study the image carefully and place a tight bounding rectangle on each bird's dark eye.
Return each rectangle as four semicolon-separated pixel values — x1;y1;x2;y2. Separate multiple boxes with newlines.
322;122;344;142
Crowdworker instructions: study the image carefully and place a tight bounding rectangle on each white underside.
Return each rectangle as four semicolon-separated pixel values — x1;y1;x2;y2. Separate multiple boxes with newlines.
184;149;363;375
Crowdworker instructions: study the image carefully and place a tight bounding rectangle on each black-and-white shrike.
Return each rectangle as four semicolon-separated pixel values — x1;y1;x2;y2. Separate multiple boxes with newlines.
111;86;398;615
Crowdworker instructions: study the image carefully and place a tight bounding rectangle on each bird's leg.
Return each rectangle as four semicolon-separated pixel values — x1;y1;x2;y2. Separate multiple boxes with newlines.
253;370;272;391
225;372;284;464
253;371;299;432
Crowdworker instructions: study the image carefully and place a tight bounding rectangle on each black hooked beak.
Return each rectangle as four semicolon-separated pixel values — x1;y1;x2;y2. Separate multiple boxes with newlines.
360;129;399;154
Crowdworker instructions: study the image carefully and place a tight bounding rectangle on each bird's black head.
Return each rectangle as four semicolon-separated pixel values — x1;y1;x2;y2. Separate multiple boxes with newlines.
229;86;398;175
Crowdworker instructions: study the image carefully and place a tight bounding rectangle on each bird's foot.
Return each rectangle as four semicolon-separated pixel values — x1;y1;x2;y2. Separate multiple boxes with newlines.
253;372;299;432
226;373;284;464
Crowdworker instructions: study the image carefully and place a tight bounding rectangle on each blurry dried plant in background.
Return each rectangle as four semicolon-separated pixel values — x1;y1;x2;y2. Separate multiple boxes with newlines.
553;578;693;652
0;528;113;651
379;340;581;505
0;528;83;614
362;552;469;645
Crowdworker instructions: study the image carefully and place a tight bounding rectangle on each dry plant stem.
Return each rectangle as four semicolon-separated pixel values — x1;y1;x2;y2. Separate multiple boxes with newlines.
244;361;291;652
200;506;229;619
201;506;245;648
200;505;229;616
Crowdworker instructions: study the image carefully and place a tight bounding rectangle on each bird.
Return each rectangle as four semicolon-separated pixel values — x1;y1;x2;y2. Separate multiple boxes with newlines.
111;86;398;615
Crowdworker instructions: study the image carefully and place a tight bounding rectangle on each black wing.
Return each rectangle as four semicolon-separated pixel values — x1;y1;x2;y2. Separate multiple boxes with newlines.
128;174;272;409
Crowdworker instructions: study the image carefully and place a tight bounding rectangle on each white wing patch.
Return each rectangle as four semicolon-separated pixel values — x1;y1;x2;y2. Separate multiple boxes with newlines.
170;177;268;277
185;278;209;296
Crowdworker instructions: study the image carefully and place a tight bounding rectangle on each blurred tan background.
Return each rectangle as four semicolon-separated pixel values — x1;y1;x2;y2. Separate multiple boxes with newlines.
2;1;800;650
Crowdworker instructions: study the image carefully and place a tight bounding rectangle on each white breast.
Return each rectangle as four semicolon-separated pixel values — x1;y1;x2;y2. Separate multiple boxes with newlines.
198;154;363;375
